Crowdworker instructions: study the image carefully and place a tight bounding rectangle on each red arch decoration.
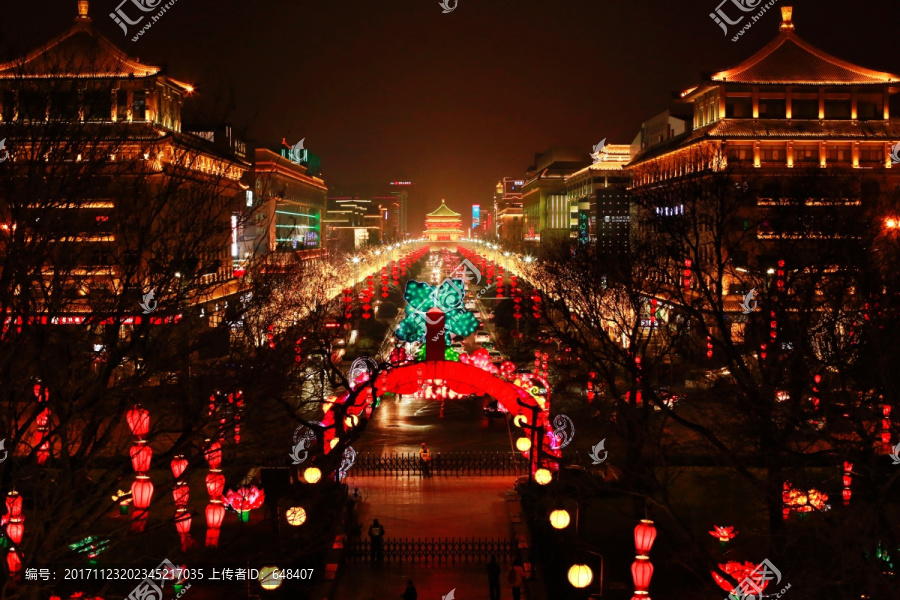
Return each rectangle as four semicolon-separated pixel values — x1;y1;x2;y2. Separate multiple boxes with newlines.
372;361;560;471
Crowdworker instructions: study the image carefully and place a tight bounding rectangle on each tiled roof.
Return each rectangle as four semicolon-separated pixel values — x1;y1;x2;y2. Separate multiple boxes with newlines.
0;13;190;90
427;200;461;218
707;28;899;85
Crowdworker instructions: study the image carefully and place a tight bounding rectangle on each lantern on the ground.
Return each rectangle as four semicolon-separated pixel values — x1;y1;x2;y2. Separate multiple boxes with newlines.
286;506;307;526
534;468;552;485
568;564;593;588
550;509;570;529
303;467;322;484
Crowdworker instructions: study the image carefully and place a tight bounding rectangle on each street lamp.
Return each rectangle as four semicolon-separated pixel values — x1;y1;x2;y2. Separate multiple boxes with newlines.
550;509;570;529
568;564;593;588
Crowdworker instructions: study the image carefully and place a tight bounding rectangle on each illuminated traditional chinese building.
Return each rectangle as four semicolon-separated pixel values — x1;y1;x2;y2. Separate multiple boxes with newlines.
424;199;463;242
0;1;250;325
627;5;900;294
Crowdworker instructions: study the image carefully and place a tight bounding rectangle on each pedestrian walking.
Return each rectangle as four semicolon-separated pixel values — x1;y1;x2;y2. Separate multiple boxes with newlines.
487;555;501;600
368;518;385;562
401;579;418;600
418;442;433;478
507;558;526;600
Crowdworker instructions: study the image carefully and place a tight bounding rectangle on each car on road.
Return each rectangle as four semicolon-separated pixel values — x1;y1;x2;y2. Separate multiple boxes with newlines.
475;332;491;344
483;398;508;419
488;350;504;362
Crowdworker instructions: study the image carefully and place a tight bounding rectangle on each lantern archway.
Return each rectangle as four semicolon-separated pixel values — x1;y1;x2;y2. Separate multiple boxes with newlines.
315;360;561;475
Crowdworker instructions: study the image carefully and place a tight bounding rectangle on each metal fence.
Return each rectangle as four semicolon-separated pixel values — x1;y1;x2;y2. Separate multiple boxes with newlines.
347;537;516;563
349;451;527;477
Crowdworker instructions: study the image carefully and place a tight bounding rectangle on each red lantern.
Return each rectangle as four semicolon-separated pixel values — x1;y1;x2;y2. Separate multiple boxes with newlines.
6;518;24;545
206;502;225;529
843;488;852;503
36;408;50;427
634;519;657;555
130;442;153;473
631;558;654;592
171;455;188;479
205;471;225;499
126;406;150;438
6;550;22;575
204;440;222;469
5;492;22;518
173;483;190;509
175;509;192;535
131;476;154;509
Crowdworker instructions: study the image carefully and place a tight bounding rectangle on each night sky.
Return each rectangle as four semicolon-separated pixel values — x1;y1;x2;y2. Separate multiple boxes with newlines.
1;0;898;233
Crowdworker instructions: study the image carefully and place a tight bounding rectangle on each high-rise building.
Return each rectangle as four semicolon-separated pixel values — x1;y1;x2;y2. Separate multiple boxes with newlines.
494;177;524;244
389;181;412;239
522;148;591;245
565;144;632;250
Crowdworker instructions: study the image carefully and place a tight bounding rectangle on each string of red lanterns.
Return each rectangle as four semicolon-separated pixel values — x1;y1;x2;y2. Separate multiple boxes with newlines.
33;384;51;465
4;491;24;578
204;438;225;547
171;455;191;551
126;405;153;532
632;519;657;599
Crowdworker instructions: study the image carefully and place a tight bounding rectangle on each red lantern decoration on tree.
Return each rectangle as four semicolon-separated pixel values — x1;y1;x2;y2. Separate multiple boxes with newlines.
131;476;154;509
126;405;150;438
130;442;152;473
682;259;692;290
6;549;22;576
634;519;657;555
204;439;222;469
6;518;24;545
173;483;190;509
171;455;188;479
205;502;226;548
631;558;654;593
175;508;192;550
5;491;22;518
205;471;225;500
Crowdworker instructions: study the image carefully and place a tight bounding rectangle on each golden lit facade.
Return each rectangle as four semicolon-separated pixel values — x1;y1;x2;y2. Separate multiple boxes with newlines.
424;200;464;242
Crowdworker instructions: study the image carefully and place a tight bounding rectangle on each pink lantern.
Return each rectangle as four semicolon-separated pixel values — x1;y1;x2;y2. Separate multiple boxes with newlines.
126;406;150;438
224;485;265;522
130;442;153;473
171;455;188;479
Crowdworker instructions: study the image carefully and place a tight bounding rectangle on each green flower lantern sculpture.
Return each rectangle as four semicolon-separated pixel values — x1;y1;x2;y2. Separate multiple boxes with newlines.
395;279;479;343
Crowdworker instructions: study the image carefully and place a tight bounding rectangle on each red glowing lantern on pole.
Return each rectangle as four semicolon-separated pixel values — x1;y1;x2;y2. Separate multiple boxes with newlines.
631;558;654;593
205;471;225;500
634;519;657;555
6;518;24;545
173;483;190;509
131;476;154;509
171;455;188;479
130;442;153;473
204;439;222;469
5;492;22;518
126;406;150;438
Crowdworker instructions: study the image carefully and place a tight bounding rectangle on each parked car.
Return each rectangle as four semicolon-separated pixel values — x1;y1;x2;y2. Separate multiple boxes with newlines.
475;332;491;344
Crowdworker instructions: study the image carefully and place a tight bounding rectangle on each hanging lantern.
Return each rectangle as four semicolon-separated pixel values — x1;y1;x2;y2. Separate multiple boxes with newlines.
549;509;570;529
205;471;225;499
126;405;150;438
286;506;307;526
534;468;552;485
171;455;188;479
36;408;50;428
6;549;22;576
516;437;532;452
634;519;657;555
631;558;654;593
130;442;153;473
5;492;22;518
6;518;24;545
172;483;190;509
204;439;222;469
206;502;225;529
175;509;192;535
131;476;154;509
303;467;322;484
568;564;593;588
